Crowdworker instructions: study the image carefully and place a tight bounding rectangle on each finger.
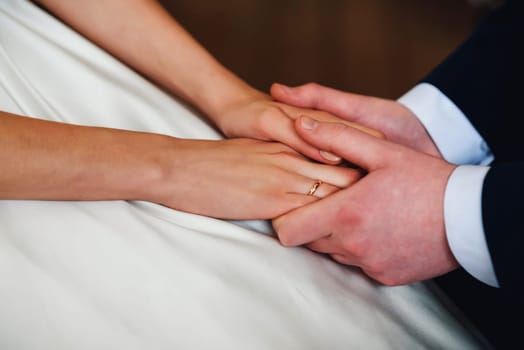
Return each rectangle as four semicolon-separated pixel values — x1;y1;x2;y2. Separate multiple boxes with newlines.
277;127;342;165
282;156;362;188
307;231;360;265
270;82;372;121
301;180;339;198
272;114;342;163
306;237;360;265
264;110;342;164
285;175;338;198
306;236;336;254
273;191;343;246
295;116;397;171
277;103;383;139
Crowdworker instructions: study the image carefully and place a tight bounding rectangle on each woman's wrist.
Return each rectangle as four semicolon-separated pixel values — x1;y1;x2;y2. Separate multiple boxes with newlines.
170;68;267;125
201;81;270;133
107;132;176;203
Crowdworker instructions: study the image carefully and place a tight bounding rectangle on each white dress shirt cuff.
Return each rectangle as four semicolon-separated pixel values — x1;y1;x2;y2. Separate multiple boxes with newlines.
398;83;493;165
444;165;499;287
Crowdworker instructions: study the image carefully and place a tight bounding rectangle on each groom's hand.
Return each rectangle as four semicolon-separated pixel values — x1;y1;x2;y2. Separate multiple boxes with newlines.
273;116;459;286
270;83;441;158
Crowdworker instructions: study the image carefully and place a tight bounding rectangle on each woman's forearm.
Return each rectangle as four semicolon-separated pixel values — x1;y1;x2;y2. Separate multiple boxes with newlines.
0;111;168;201
34;0;262;122
0;112;360;220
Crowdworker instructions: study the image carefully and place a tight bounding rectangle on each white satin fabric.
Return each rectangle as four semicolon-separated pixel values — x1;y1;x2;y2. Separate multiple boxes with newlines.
0;1;487;349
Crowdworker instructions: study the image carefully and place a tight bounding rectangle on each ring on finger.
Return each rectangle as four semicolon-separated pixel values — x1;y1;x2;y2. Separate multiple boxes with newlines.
306;180;323;196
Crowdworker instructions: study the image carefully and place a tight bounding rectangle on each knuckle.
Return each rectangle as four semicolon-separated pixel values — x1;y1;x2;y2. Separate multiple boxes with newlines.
302;82;321;101
340;236;359;256
341;236;369;260
304;82;320;90
335;205;362;228
334;209;371;257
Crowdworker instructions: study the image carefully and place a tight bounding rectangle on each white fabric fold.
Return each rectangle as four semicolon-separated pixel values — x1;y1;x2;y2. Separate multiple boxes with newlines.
0;1;487;349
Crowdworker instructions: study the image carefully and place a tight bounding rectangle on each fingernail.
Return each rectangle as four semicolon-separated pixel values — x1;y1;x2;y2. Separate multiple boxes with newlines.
320;150;341;162
300;116;318;130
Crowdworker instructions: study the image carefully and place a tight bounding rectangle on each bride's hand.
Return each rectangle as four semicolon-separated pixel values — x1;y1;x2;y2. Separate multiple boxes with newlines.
212;91;382;164
150;137;362;220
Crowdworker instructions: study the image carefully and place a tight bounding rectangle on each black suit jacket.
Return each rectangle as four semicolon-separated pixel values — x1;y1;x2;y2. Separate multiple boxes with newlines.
424;1;524;347
424;0;524;291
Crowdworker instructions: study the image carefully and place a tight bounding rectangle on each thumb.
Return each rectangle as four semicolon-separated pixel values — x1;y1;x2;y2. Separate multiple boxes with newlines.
296;116;394;171
270;82;369;121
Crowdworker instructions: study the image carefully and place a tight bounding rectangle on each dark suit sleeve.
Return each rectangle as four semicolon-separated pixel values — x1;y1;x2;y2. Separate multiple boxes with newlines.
423;0;524;290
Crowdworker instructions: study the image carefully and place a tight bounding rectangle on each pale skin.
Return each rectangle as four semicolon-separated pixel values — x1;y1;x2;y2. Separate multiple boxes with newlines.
271;82;441;157
271;83;460;285
1;1;379;219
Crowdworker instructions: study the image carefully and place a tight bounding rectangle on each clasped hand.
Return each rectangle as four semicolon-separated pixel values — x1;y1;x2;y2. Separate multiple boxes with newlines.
265;83;459;286
168;88;384;220
192;82;459;286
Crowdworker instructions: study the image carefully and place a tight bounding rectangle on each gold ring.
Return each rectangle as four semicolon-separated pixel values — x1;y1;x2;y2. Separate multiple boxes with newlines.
306;180;323;196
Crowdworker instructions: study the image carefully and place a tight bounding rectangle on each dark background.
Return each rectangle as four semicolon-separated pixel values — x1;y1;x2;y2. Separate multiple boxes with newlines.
160;0;496;99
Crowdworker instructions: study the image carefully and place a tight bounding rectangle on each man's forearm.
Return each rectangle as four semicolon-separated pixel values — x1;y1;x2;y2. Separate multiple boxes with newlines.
34;0;260;122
